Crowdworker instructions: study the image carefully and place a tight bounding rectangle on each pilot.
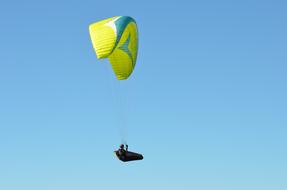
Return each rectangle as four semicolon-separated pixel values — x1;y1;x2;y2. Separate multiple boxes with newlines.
118;144;128;157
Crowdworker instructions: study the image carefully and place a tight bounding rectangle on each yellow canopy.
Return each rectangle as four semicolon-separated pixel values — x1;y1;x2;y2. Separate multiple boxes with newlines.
89;16;138;80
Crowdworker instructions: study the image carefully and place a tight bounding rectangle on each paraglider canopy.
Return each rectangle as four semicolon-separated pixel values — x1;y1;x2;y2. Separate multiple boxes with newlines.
89;16;138;80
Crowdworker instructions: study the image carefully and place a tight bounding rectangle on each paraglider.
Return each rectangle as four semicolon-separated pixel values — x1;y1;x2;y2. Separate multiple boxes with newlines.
89;16;143;162
115;144;144;162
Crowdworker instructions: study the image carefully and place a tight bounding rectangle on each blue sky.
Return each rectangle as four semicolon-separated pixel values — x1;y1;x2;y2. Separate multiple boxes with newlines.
0;0;287;189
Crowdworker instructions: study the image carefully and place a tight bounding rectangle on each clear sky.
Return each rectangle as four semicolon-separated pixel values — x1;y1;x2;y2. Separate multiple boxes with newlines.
0;0;287;189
